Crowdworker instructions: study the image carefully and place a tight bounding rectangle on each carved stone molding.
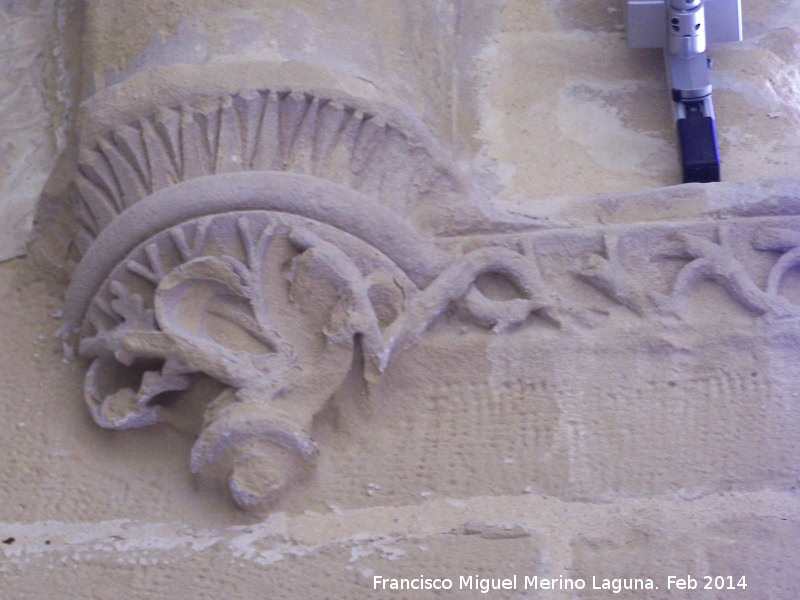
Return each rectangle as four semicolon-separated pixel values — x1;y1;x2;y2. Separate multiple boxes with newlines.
63;168;589;508
64;88;476;262
59;86;800;511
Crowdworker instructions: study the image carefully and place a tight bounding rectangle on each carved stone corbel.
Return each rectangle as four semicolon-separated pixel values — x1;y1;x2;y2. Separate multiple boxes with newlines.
58;85;800;511
60;85;577;509
64;172;420;507
63;169;582;508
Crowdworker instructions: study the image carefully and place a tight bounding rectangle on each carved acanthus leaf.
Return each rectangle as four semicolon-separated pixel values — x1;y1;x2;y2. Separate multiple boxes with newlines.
577;234;665;316
288;226;395;374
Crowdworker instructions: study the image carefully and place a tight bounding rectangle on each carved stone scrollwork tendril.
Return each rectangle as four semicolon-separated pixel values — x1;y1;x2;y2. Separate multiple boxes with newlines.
410;243;604;335
754;226;800;297
662;225;800;318
575;224;800;321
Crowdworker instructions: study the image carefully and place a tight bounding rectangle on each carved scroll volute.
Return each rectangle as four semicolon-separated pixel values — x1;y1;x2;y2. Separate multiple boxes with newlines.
72;200;424;510
157;231;365;509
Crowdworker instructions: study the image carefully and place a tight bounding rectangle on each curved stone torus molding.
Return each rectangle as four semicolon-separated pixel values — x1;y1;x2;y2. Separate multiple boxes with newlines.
60;87;800;511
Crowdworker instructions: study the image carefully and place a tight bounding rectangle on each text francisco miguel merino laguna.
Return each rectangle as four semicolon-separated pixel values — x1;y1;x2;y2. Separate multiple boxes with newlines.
373;574;657;594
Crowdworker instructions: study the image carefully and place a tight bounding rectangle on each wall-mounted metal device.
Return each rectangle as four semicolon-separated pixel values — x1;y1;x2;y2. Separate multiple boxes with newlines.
626;0;742;183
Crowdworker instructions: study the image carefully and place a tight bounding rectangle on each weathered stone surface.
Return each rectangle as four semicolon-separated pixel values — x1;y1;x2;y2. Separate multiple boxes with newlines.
0;1;61;261
3;1;800;598
56;156;800;511
2;492;797;599
572;511;800;599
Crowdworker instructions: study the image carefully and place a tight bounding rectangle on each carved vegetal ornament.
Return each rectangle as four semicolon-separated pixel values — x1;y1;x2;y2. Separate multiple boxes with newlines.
61;87;800;510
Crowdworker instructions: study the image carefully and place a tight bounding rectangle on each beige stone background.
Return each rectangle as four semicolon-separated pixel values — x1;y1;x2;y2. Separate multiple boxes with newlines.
1;0;800;598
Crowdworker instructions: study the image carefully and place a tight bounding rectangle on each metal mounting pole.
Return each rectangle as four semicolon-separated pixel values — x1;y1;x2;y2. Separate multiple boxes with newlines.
625;0;742;183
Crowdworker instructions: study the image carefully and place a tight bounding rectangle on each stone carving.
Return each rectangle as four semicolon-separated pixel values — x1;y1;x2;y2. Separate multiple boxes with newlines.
662;226;800;318
754;226;800;296
72;197;415;508
64;162;588;508
61;88;800;511
576;223;800;320
576;233;665;316
66;88;471;259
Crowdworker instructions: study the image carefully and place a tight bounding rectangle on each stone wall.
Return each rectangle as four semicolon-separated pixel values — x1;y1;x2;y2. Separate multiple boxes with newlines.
2;1;800;598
